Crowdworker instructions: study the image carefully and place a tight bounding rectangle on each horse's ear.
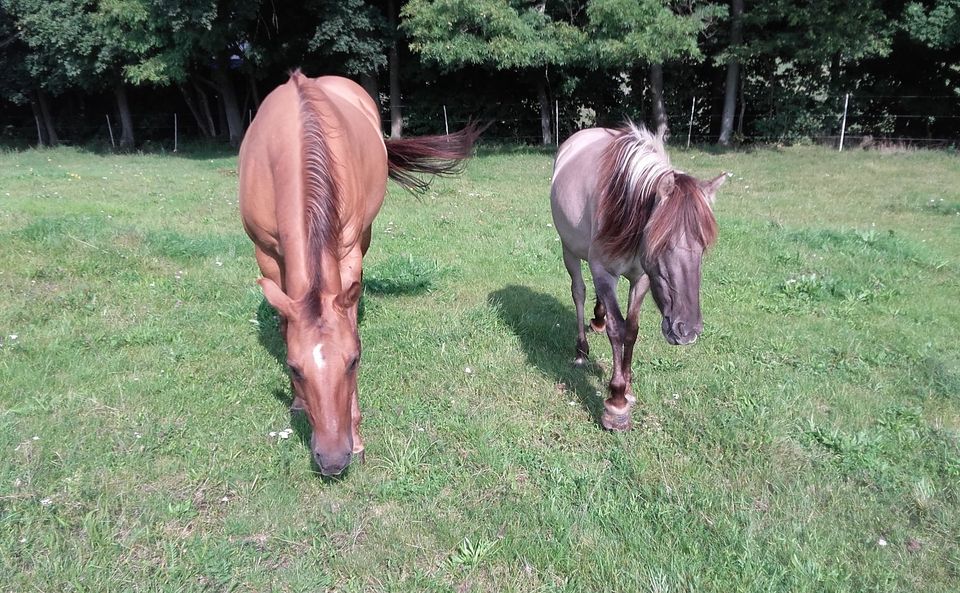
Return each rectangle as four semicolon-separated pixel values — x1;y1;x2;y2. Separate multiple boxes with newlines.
701;173;727;205
258;278;295;319
656;172;676;201
335;281;363;311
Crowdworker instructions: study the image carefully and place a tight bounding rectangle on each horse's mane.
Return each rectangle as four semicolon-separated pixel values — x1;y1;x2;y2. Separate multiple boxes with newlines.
292;70;341;297
595;123;716;260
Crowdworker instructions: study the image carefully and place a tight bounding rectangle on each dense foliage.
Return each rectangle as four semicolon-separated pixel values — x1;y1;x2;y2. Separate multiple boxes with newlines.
1;0;957;146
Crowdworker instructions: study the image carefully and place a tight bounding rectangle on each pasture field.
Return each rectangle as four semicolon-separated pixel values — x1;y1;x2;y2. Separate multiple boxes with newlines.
1;142;958;592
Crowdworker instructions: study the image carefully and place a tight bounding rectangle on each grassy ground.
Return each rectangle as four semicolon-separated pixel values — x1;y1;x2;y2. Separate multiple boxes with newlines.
0;142;958;592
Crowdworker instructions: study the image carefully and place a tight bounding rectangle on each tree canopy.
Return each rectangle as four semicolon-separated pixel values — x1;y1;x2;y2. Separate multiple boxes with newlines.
1;0;957;147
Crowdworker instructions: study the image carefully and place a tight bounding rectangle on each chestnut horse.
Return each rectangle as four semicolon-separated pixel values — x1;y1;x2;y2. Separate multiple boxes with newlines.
239;71;479;475
550;124;725;431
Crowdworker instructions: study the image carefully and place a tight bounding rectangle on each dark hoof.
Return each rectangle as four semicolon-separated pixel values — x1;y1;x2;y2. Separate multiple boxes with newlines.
601;405;633;431
589;319;605;333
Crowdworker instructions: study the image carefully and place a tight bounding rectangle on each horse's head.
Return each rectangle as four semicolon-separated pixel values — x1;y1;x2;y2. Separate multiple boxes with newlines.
642;172;725;346
259;278;362;476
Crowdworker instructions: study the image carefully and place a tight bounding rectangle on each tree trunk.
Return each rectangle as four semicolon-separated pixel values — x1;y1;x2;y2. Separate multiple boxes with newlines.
179;86;213;137
360;73;380;109
114;83;135;148
388;0;402;138
649;63;668;138
30;100;46;146
248;73;261;110
718;0;743;146
737;70;746;137
195;83;218;137
211;65;244;146
536;76;552;145
36;88;59;146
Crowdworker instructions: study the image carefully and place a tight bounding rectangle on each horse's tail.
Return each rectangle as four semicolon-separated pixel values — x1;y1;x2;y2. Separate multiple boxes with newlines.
385;122;484;194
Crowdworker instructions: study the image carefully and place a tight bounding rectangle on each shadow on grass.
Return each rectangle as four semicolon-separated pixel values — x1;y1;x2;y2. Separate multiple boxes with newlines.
488;285;605;426
363;254;438;296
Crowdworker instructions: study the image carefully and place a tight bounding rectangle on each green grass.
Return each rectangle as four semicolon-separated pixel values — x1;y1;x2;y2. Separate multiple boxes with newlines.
1;143;958;592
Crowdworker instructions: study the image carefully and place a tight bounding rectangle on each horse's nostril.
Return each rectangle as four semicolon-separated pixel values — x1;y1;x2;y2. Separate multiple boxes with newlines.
314;450;353;476
673;321;688;337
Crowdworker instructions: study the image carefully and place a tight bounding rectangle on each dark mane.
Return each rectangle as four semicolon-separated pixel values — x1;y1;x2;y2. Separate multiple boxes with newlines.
292;70;341;295
595;124;716;260
644;174;718;258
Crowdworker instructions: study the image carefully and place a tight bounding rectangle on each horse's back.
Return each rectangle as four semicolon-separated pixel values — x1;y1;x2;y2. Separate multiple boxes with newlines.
239;74;387;258
550;128;616;260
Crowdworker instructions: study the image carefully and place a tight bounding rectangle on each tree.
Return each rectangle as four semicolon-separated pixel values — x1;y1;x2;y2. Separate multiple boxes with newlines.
717;0;742;146
903;0;960;50
402;0;584;144
305;0;400;136
583;0;723;136
736;0;894;140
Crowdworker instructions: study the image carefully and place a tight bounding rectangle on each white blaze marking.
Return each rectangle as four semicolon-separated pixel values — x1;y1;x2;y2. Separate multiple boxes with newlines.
313;343;326;370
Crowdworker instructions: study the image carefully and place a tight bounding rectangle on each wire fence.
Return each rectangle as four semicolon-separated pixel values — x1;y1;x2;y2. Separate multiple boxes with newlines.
3;92;958;150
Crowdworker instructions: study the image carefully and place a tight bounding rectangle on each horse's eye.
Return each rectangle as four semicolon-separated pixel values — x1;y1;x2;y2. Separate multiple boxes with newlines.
287;363;304;382
347;356;360;373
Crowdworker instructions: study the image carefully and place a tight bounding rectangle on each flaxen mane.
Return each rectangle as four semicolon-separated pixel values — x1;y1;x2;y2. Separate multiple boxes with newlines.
292;70;341;294
595;123;716;260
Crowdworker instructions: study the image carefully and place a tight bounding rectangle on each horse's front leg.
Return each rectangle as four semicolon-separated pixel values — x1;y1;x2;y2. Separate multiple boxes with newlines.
589;262;632;431
622;275;650;404
350;387;364;463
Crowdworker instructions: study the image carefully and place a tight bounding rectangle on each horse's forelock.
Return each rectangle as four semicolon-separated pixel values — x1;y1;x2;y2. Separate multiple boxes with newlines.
643;174;718;259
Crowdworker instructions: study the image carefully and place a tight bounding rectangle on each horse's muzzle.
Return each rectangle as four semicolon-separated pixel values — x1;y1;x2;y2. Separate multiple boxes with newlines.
313;449;354;476
663;317;701;345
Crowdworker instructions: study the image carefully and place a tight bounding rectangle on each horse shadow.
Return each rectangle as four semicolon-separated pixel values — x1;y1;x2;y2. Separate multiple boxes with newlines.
488;285;605;426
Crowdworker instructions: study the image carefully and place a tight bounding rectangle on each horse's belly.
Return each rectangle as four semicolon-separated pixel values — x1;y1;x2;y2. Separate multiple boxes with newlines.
550;192;593;260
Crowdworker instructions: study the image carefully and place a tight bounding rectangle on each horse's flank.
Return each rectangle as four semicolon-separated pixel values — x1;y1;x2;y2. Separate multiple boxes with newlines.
594;124;717;260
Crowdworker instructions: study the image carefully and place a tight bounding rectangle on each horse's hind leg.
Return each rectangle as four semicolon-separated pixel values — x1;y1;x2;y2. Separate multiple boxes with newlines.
590;298;606;333
562;248;589;365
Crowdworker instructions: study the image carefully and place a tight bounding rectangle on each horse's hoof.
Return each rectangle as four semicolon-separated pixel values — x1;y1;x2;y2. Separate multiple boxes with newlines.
589;319;605;333
601;405;633;431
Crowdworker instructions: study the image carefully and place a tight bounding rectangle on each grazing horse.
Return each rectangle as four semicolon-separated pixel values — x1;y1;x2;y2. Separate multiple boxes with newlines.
550;124;725;431
239;71;479;475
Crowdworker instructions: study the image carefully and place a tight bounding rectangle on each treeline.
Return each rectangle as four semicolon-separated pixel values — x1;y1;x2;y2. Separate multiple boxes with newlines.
1;0;958;148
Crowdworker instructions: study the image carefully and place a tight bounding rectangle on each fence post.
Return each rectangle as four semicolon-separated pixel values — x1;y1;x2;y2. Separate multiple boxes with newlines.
174;113;178;153
443;105;449;135
839;93;850;152
106;114;116;149
687;96;696;149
